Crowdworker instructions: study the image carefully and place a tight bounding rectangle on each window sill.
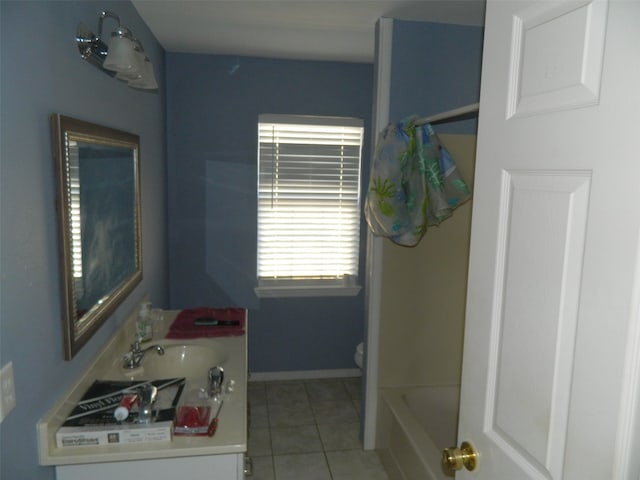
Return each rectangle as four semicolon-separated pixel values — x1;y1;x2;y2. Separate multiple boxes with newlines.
254;284;362;298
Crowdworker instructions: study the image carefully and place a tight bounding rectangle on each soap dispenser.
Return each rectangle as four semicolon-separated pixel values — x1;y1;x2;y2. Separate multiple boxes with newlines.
136;302;153;342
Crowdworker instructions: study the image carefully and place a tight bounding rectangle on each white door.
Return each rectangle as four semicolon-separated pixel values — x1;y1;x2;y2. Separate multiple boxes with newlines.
454;1;640;479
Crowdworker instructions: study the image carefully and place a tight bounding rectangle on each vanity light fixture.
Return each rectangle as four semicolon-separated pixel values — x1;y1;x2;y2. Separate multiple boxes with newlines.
76;10;158;91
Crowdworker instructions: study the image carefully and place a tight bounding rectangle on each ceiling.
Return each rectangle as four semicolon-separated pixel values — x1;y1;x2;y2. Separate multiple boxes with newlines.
132;0;486;63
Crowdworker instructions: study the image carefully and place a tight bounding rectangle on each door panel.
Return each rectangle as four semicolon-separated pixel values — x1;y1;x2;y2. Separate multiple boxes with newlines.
487;171;590;478
508;1;608;117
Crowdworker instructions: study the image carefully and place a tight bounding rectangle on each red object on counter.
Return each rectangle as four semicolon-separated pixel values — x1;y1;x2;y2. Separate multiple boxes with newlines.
207;399;224;437
207;417;219;437
174;405;212;436
165;307;246;339
113;393;138;421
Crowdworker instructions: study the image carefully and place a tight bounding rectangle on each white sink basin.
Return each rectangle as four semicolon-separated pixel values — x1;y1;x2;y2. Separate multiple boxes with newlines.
120;341;228;380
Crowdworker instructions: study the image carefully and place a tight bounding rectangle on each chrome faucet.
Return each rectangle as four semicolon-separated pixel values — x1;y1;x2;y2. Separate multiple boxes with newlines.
123;340;165;369
208;366;224;398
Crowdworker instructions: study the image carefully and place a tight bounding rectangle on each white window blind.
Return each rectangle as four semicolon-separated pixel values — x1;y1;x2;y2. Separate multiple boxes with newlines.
257;114;364;296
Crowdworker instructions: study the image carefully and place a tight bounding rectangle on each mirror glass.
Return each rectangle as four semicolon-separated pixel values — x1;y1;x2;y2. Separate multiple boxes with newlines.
51;114;142;359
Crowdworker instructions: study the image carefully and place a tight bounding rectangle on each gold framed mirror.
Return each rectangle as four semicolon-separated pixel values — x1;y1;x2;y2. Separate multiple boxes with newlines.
51;114;142;359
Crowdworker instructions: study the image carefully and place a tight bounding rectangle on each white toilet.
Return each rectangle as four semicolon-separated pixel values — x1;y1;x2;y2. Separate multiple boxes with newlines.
354;342;364;369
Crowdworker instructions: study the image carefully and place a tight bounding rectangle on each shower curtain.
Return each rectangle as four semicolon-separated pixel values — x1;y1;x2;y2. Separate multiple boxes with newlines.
365;118;471;247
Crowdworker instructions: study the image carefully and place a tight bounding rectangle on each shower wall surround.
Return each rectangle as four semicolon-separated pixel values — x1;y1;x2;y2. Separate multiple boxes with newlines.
379;134;477;387
377;19;484;389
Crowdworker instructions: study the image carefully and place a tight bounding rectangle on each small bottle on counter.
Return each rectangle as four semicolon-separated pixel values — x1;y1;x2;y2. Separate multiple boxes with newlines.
113;393;138;422
135;302;153;342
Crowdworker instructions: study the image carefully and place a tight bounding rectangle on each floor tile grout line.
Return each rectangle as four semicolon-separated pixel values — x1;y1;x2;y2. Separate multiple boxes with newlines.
324;449;335;480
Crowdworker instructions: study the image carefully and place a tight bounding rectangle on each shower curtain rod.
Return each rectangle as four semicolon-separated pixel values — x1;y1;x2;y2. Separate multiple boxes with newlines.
415;102;480;126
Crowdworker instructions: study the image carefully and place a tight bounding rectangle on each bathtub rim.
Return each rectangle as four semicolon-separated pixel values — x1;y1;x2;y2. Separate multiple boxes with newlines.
380;385;460;480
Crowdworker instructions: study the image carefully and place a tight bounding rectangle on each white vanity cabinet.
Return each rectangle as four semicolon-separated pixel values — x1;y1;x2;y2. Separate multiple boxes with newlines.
56;453;245;480
38;310;248;480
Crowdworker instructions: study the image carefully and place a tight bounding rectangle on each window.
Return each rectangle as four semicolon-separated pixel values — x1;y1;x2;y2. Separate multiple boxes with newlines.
256;114;364;297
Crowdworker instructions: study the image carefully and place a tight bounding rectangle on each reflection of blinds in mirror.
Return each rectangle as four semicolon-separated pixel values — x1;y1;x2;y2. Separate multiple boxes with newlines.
67;140;83;297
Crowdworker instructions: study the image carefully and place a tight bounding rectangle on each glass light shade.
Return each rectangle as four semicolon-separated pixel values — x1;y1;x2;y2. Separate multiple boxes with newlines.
103;36;142;74
116;71;141;82
129;58;158;90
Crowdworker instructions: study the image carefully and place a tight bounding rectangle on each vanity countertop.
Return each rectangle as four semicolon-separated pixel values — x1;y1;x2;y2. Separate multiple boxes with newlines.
37;309;247;466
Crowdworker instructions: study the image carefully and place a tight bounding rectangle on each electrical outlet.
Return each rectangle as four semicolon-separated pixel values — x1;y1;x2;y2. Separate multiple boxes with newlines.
0;362;16;422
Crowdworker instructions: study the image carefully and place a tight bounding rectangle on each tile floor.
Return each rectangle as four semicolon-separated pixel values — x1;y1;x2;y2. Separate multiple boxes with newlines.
247;377;389;480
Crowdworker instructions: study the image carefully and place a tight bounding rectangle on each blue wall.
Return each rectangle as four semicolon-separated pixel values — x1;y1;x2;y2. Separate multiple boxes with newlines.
0;2;167;479
166;54;373;372
390;20;484;134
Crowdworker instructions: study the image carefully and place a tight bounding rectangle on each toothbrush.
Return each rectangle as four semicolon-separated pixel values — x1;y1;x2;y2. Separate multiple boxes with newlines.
207;399;224;436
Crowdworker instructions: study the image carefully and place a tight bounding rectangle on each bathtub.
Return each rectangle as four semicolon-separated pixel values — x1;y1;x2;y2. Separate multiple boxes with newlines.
380;385;460;480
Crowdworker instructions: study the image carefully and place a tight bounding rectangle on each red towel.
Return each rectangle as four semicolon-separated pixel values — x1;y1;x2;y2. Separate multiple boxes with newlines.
165;307;246;339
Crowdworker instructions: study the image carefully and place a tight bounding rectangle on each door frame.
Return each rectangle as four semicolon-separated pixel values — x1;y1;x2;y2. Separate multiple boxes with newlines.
362;17;393;450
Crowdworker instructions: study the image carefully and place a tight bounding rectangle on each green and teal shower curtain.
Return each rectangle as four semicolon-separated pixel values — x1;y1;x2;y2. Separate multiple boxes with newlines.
365;118;471;247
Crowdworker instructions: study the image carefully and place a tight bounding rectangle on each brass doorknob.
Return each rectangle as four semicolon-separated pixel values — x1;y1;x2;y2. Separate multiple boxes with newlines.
442;441;478;472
